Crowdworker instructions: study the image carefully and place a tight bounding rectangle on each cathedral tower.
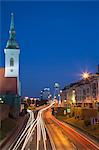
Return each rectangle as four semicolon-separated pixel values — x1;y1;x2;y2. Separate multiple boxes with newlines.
4;13;20;77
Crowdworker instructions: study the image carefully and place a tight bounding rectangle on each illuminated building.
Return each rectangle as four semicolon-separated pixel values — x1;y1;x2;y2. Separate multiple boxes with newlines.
40;88;50;100
4;13;20;78
54;82;60;100
0;13;21;118
61;66;99;108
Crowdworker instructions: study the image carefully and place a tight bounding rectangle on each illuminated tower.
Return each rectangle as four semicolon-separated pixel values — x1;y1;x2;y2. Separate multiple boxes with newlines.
4;13;20;77
41;88;50;100
54;83;60;100
4;13;21;96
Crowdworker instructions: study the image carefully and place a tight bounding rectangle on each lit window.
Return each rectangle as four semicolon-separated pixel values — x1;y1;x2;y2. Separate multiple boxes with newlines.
10;58;14;66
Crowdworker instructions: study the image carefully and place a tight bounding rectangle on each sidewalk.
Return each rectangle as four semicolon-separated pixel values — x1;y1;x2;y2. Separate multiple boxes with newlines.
0;114;29;150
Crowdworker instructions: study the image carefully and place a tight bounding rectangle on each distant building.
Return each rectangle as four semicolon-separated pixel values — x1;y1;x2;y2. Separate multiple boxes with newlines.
54;82;60;100
61;69;99;124
40;88;50;100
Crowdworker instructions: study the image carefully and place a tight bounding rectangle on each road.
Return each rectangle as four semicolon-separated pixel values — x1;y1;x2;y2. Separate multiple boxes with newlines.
2;103;99;150
1;105;50;150
43;108;99;150
11;103;54;150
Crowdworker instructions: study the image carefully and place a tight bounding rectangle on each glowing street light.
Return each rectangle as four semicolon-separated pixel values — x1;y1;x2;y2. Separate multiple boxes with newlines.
25;97;28;100
64;99;67;102
60;90;62;93
82;72;90;79
54;96;56;99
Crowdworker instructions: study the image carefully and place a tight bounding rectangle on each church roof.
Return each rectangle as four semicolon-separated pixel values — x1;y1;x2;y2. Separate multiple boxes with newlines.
6;13;19;49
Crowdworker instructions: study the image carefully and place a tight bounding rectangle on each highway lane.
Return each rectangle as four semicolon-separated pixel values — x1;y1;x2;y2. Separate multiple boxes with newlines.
25;127;52;150
1;105;49;150
22;102;54;150
43;109;75;150
43;109;99;150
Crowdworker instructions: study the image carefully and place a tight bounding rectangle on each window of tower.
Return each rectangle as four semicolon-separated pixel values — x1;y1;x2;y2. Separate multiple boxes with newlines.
10;58;14;66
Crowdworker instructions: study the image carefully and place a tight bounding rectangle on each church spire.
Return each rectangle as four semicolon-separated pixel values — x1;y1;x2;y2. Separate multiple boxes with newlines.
10;13;14;31
6;13;19;49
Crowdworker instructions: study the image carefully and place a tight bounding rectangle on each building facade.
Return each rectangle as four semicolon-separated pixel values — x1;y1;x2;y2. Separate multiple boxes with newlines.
40;88;51;100
61;72;99;108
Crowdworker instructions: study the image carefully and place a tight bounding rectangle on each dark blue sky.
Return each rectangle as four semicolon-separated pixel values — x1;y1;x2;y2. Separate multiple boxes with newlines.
1;1;99;97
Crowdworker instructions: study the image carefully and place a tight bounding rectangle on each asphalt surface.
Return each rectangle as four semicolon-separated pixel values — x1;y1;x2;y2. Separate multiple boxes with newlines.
43;109;99;150
43;109;75;150
25;127;52;150
2;106;99;150
24;107;52;150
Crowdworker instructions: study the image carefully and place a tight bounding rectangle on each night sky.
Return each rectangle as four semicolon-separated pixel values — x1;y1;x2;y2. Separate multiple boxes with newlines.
1;1;99;97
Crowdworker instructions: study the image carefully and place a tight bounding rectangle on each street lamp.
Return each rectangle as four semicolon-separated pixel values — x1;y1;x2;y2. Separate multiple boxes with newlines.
82;72;90;79
64;99;67;102
60;90;62;93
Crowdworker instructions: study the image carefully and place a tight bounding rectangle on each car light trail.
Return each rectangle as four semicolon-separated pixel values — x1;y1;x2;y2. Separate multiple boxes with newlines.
8;102;55;150
10;110;35;150
22;102;54;150
21;118;39;150
36;102;55;150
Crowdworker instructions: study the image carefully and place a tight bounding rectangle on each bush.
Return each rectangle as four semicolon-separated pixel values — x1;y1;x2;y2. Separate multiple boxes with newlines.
84;119;91;126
